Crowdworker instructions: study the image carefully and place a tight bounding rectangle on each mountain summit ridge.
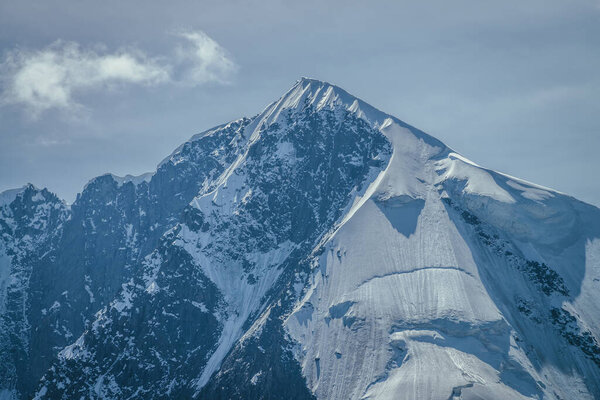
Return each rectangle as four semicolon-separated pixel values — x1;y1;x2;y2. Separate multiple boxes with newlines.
0;78;599;400
0;77;559;206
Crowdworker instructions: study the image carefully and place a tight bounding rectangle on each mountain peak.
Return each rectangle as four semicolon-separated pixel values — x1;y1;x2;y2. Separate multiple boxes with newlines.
0;183;45;207
265;77;391;127
250;78;446;152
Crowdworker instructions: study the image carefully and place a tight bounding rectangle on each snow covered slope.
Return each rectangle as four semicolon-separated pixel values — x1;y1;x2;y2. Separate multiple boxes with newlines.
285;110;600;399
1;78;599;399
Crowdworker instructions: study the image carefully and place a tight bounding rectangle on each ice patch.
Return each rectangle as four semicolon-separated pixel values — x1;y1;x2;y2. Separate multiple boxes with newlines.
191;301;208;312
146;281;159;295
112;280;134;313
59;335;88;360
31;192;45;202
250;371;262;385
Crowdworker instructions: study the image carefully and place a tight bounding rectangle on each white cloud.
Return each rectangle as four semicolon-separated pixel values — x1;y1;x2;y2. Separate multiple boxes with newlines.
1;41;168;115
0;31;236;115
173;30;237;85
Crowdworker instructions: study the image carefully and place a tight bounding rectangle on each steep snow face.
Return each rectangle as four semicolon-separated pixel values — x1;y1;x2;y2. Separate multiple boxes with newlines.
285;119;524;399
285;113;600;398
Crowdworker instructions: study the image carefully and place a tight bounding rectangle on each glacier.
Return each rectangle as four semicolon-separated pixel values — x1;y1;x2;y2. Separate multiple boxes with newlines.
0;77;599;399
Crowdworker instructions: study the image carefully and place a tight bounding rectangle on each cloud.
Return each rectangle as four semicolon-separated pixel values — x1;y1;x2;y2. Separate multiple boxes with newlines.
173;30;237;85
0;31;236;115
0;41;169;115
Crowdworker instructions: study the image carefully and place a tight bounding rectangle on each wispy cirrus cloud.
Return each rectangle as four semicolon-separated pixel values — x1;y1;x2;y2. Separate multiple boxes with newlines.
0;30;236;116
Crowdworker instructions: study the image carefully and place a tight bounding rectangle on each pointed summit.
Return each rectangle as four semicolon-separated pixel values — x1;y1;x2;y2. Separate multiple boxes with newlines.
257;77;392;128
245;77;445;153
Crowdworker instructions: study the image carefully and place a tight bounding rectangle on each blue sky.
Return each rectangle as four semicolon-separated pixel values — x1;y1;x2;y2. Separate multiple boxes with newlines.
1;0;599;206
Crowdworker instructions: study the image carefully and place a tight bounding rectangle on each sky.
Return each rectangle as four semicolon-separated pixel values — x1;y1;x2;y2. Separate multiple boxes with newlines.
1;0;599;206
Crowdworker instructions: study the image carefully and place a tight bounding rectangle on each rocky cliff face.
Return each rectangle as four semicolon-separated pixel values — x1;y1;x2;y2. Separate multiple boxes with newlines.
1;78;599;400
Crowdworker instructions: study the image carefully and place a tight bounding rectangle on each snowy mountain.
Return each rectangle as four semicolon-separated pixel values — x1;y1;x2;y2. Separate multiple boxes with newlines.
1;77;599;399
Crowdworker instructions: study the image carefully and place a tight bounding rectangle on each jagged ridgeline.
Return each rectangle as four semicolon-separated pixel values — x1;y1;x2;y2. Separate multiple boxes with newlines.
1;78;599;400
